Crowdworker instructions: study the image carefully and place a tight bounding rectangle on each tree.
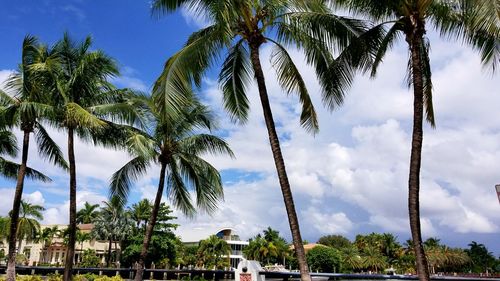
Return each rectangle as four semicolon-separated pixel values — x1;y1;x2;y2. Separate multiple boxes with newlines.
76;202;100;224
110;96;233;281
150;2;368;280
92;196;133;267
80;249;100;268
198;235;231;269
361;245;388;273
120;204;178;269
0;35;67;281
339;246;363;272
332;1;498;280
306;245;342;273
38;225;60;248
317;235;352;250
129;199;152;229
466;241;496;273
5;200;45;254
45;33;140;281
75;230;91;264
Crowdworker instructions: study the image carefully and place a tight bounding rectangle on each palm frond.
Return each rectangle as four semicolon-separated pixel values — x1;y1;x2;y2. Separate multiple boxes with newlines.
177;154;223;215
110;156;152;205
0;158;51;182
153;24;226;116
218;40;252;124
34;122;69;170
0;130;18;157
180;134;234;158
65;102;107;129
268;38;318;133
167;160;195;217
420;37;435;127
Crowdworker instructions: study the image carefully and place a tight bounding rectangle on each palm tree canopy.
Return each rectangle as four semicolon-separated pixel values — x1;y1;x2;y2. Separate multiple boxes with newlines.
0;128;50;181
0;35;68;170
76;202;100;224
5;200;45;242
333;0;499;127
110;96;234;216
150;0;379;133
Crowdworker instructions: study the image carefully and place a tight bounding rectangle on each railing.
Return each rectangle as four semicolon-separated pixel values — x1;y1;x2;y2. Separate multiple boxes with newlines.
260;271;500;281
1;266;499;281
0;266;235;280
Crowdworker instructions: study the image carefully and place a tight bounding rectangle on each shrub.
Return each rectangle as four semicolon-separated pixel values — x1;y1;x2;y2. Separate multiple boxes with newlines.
93;276;124;281
80;249;101;268
47;273;63;281
306;245;342;273
16;275;43;281
83;273;99;281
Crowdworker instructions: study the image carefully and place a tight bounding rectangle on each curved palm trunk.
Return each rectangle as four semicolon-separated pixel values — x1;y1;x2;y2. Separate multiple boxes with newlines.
6;130;31;281
64;128;77;281
249;44;311;281
134;162;167;281
407;30;430;281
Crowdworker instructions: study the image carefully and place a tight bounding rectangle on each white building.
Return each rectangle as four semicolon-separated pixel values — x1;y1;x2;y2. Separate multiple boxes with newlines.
0;224;118;266
180;227;249;269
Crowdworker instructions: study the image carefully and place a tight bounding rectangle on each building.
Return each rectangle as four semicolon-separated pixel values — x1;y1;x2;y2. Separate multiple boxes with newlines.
179;227;249;269
215;228;249;268
0;224;118;266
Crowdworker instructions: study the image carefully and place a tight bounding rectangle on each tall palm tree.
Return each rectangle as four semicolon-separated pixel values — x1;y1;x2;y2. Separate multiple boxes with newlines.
332;1;498;280
76;202;100;224
43;33;141;281
149;2;371;280
0;35;68;281
110;96;233;281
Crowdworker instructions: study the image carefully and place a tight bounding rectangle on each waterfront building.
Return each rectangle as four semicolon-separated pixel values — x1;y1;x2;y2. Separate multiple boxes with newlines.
0;224;118;266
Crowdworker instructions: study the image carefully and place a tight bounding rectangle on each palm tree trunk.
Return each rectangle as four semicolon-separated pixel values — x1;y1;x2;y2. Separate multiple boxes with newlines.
249;43;311;281
134;162;167;281
6;129;31;281
407;30;430;281
64;128;77;281
107;238;112;267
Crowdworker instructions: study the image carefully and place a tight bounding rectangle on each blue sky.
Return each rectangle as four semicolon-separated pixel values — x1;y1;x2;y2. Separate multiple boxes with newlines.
1;1;500;256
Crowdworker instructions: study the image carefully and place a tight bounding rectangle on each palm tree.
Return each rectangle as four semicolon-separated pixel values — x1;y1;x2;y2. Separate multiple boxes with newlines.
92;196;133;267
361;245;388;273
44;34;141;281
75;230;91;264
332;1;498;280
110;96;233;281
150;2;370;280
0;35;68;281
198;235;231;269
129;199;152;230
76;202;100;224
5;200;45;254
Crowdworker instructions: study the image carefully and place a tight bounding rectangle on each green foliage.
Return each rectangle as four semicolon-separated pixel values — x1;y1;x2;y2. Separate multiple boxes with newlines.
197;235;230;269
93;276;124;281
15;253;28;265
46;273;63;281
245;228;290;265
306;246;342;273
82;273;100;281
317;235;352;249
16;275;43;281
121;228;179;268
465;241;497;273
80;249;101;268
